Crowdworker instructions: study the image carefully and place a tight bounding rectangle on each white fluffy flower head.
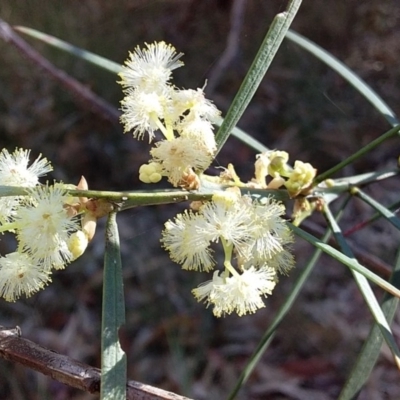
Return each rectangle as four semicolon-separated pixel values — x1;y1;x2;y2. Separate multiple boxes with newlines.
119;41;220;185
162;211;215;272
120;89;166;141
0;252;51;302
15;185;80;270
119;41;184;92
192;267;276;317
171;88;220;123
0;148;53;225
0;148;52;187
150;136;214;186
163;191;295;317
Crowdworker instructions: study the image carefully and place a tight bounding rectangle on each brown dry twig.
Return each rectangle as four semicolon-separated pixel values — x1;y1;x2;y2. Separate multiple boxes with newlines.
205;0;247;95
0;326;192;400
0;17;120;125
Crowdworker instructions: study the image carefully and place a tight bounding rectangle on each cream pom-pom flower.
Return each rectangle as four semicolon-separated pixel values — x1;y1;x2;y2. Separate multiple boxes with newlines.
192;267;276;317
15;185;81;271
0;252;51;302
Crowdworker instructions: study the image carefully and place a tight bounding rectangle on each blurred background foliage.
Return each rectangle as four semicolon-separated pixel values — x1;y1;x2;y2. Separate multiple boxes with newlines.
0;1;399;399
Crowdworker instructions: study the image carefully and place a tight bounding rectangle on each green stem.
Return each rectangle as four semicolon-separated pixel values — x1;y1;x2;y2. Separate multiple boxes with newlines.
314;124;400;184
352;187;400;230
153;114;172;141
221;238;238;277
0;222;18;234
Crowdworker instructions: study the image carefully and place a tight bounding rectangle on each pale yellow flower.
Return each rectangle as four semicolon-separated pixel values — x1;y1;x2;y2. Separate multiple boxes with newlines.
267;150;290;178
253;150;290;187
199;194;254;258
150;136;213;186
0;252;51;302
192;267;276;317
120;89;166;141
15;185;80;270
162;191;254;271
163;191;295;316
171;88;220;122
177;118;217;154
118;42;220;165
0;148;53;225
245;197;294;265
0;197;20;226
0;148;52;187
284;160;316;196
162;211;215;271
119;41;183;92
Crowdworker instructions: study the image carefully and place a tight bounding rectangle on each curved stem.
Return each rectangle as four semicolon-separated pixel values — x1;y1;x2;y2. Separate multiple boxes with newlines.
314;124;400;184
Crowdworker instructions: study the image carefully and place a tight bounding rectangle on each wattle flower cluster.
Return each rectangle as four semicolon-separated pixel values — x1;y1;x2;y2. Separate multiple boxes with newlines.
118;42;300;317
161;190;294;317
119;41;220;188
0;148;88;301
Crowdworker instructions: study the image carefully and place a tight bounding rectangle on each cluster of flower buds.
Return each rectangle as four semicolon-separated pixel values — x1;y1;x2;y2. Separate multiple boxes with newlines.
253;150;316;197
0;148;90;301
118;41;221;189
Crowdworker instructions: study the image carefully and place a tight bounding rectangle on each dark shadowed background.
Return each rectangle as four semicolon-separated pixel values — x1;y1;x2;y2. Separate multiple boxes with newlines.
0;1;399;399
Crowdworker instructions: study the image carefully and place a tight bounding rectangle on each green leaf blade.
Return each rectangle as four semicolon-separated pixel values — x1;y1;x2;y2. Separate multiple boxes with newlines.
215;0;302;154
15;26;122;74
101;212;126;400
285;30;399;127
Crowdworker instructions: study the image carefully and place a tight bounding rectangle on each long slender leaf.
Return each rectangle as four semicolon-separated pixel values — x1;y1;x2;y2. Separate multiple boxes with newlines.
314;124;400;184
312;166;400;205
323;204;400;369
214;0;302;154
285;30;399;128
15;26;122;74
344;199;400;236
326;167;400;187
214;116;269;153
228;197;350;400
101;212;126;400
339;249;400;399
353;188;400;230
289;223;400;298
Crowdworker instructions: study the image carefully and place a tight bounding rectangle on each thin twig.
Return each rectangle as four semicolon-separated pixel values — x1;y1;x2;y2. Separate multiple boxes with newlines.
0;326;192;400
0;18;120;125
